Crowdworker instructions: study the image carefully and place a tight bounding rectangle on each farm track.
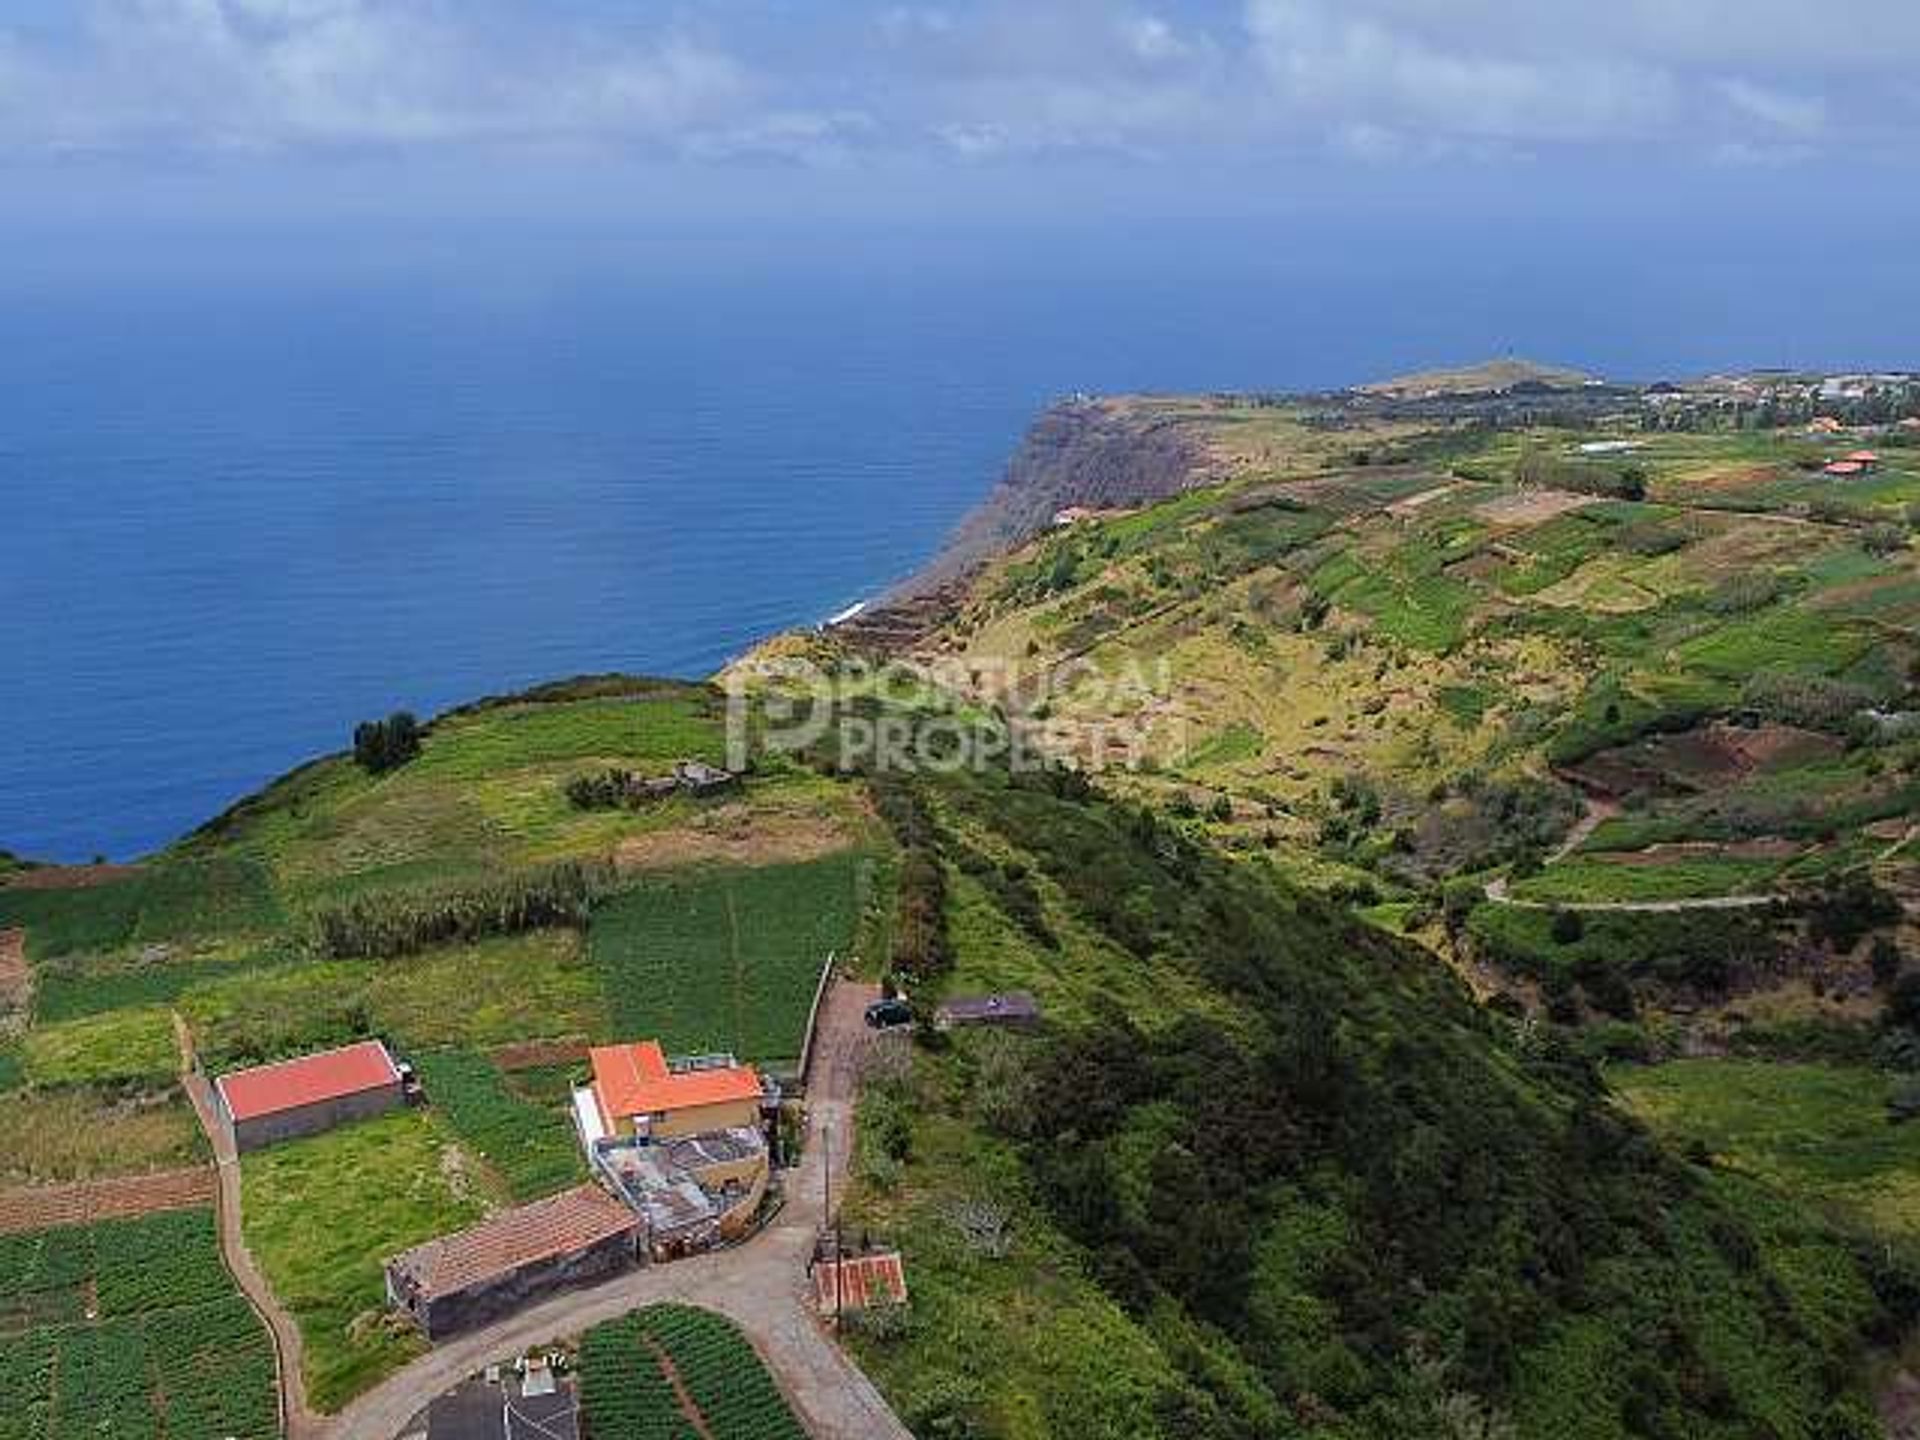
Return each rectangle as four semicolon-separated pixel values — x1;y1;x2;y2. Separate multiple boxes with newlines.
0;1166;216;1235
173;1011;319;1439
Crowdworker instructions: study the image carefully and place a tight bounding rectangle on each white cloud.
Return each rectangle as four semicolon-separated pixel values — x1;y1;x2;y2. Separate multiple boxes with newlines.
0;0;1913;172
1714;78;1825;137
1244;0;1676;143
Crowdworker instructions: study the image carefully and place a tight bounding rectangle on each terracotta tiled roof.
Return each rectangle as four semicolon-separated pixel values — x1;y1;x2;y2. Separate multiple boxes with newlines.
215;1040;400;1122
589;1041;762;1120
814;1251;909;1311
1845;450;1881;463
387;1184;638;1299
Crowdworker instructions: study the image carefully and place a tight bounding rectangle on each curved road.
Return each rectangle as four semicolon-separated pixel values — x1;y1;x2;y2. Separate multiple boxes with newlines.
320;980;907;1440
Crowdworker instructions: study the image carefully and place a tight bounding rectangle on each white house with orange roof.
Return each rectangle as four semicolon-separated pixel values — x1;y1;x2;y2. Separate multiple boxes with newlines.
571;1039;775;1254
580;1039;767;1142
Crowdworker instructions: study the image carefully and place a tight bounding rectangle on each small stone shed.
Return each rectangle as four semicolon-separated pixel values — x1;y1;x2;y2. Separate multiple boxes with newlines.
932;992;1041;1031
213;1039;406;1153
385;1184;641;1340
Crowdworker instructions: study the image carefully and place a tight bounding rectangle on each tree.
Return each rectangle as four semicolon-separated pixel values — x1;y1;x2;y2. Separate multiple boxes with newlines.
1887;972;1920;1034
353;711;422;774
1550;908;1585;945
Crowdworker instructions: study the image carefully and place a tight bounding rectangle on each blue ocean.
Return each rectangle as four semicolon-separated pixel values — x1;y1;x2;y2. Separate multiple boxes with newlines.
5;217;1915;860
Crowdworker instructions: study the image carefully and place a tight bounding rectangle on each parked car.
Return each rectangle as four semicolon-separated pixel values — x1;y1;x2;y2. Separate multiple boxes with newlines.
864;997;913;1029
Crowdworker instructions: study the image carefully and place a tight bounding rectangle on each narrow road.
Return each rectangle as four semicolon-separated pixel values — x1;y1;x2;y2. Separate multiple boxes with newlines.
1481;875;1779;913
173;1012;320;1439
322;979;909;1440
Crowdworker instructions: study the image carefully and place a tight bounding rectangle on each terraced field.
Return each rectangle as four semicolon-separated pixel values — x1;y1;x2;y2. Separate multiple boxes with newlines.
0;1209;278;1440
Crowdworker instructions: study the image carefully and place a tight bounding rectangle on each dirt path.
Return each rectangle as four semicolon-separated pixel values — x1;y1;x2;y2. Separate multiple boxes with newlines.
1481;875;1779;913
0;1166;216;1235
1548;789;1621;865
173;1012;319;1440
643;1336;717;1440
320;980;907;1440
0;927;30;1029
1480;783;1787;912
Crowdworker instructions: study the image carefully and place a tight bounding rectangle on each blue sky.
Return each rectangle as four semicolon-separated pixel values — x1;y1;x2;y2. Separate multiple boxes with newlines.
2;1;1916;223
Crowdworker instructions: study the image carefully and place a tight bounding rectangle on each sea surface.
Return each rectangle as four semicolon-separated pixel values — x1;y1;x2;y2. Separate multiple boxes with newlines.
5;216;1917;861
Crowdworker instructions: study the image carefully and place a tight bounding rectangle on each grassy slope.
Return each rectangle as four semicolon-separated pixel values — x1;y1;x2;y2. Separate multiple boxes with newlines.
241;1108;495;1410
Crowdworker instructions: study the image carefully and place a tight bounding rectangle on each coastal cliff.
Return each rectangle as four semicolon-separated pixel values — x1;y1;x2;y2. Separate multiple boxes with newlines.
910;396;1212;588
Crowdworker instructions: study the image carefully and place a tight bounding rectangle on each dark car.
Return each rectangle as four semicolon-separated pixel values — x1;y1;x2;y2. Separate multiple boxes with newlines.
864;998;913;1029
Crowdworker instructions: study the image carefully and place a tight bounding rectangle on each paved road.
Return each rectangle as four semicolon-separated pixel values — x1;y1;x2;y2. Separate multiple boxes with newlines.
322;980;910;1440
174;1012;319;1439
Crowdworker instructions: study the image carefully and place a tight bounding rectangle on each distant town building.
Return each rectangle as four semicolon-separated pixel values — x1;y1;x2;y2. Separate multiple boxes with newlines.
213;1039;406;1153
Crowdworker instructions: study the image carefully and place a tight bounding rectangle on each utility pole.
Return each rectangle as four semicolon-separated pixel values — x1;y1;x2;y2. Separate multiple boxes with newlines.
822;1122;841;1323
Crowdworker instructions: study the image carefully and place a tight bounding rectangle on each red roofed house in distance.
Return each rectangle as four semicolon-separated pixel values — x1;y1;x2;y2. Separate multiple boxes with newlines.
213;1038;408;1152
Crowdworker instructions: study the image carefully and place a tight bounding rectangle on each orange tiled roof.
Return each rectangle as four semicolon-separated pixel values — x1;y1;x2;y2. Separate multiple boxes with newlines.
1845;450;1880;463
216;1039;399;1122
590;1041;762;1119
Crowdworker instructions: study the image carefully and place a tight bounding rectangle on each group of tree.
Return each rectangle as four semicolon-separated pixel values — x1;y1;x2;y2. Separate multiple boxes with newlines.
352;711;422;773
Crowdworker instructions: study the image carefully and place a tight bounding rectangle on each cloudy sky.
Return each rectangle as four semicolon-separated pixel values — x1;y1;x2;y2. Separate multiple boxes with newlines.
2;0;1915;222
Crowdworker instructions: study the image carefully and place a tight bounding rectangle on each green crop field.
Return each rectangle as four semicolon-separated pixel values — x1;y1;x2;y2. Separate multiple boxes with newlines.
578;1306;805;1440
1616;1060;1920;1250
241;1108;496;1410
589;852;863;1064
0;1210;278;1440
413;1048;584;1201
0;857;282;962
1507;853;1789;904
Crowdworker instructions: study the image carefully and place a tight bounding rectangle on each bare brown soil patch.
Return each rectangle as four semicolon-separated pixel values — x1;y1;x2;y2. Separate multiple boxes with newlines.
0;1165;214;1235
0;928;29;1021
3;863;142;891
613;803;857;872
1572;721;1841;796
1475;489;1594;526
489;1038;590;1072
1597;838;1801;867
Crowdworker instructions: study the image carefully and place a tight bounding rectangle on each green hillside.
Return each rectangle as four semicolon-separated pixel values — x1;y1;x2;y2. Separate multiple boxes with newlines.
4;384;1920;1436
835;753;1902;1439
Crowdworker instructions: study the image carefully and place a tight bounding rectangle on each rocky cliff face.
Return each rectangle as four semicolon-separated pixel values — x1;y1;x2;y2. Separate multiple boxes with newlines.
906;397;1210;590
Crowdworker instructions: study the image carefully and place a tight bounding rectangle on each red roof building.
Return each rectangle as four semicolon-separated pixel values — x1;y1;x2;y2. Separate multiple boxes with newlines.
814;1250;909;1314
588;1041;764;1141
214;1039;405;1152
